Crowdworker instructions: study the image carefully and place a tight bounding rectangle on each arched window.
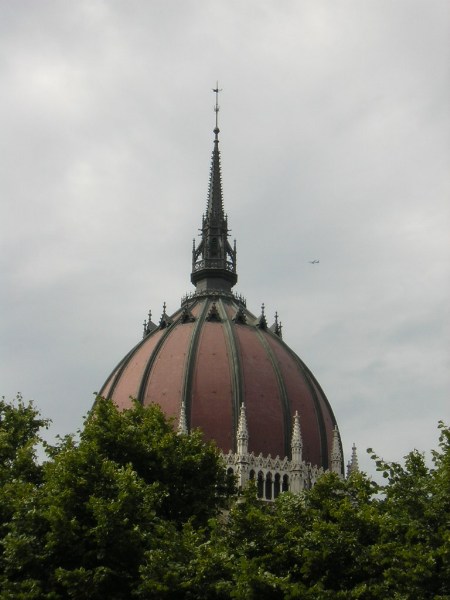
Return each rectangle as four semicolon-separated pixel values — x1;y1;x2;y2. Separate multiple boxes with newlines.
274;473;281;499
227;467;234;476
210;237;219;256
257;471;264;498
282;474;289;492
249;470;255;481
265;471;273;500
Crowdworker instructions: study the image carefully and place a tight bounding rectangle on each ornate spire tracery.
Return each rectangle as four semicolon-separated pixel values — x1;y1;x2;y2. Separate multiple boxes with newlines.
191;85;237;292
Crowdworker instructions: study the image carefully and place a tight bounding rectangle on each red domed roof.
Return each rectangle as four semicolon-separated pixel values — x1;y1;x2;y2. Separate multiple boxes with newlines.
100;103;342;472
100;292;339;469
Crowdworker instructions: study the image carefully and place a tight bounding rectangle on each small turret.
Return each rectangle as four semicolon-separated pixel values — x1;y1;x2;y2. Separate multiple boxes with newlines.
235;403;249;489
178;400;188;435
236;403;249;456
347;443;359;476
291;411;303;465
289;411;304;493
330;425;343;477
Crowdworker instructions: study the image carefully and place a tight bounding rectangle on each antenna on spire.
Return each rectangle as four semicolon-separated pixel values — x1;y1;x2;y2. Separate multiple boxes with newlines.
212;81;222;133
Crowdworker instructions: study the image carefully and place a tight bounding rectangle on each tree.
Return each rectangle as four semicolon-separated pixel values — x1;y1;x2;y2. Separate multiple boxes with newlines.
0;397;234;600
173;424;450;600
366;421;450;599
195;475;383;599
0;394;50;584
1;394;448;600
0;393;49;488
79;397;234;525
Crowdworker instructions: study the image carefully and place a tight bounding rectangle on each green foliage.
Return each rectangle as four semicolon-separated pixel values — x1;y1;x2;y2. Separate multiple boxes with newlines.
0;394;50;589
0;393;49;487
81;398;234;525
0;397;234;599
0;396;448;599
367;430;449;599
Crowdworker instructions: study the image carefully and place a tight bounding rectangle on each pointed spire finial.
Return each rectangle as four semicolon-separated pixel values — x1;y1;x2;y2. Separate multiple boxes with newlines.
292;411;302;445
212;81;222;135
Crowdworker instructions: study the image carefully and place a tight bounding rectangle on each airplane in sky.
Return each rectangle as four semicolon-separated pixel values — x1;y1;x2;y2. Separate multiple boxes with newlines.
308;259;320;264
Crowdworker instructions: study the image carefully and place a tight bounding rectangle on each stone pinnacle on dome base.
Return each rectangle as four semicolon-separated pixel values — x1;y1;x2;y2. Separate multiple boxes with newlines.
291;411;303;465
235;403;249;490
330;425;343;478
288;412;305;494
177;400;188;435
237;403;249;454
347;443;359;476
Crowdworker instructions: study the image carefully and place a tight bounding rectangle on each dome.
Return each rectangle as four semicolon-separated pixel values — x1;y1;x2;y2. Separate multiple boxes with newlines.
100;293;339;470
100;96;343;480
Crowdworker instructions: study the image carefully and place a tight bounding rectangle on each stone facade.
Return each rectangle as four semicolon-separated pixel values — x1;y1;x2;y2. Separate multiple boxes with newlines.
180;402;349;500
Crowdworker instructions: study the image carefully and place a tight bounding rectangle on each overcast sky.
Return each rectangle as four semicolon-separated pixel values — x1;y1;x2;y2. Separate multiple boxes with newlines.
1;1;449;477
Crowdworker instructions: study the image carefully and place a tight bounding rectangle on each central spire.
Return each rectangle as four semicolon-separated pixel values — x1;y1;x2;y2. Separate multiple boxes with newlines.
191;84;237;292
